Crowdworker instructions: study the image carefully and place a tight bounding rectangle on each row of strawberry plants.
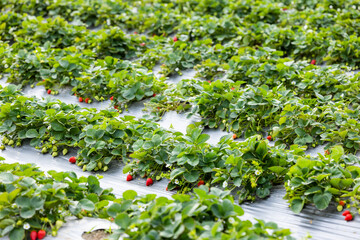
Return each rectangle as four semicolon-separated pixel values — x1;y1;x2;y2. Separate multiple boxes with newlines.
0;158;296;239
150;79;360;152
1;88;360;220
146;47;360;152
0;84;302;202
2;1;360;67
1;40;166;108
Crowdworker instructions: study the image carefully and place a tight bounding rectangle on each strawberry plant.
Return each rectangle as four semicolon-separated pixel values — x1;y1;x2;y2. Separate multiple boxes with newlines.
0;160;115;240
106;187;295;240
284;146;360;213
14;16;88;48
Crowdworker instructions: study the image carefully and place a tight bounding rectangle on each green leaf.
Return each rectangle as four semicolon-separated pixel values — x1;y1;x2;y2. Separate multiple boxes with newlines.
9;228;25;240
290;198;304;214
20;207;35;218
51;121;65;131
79;199;95;211
330;146;344;163
313;192;332;210
107;203;122;218
183;171;199;183
25;129;39;138
123;190;137;200
170;168;186;179
59;60;69;68
115;213;131;229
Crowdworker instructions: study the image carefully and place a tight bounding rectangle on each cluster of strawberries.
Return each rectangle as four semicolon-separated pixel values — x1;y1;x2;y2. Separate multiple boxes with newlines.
338;201;354;221
30;230;46;240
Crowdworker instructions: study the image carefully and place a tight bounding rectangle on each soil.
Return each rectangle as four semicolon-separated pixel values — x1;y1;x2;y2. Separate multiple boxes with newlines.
82;229;110;240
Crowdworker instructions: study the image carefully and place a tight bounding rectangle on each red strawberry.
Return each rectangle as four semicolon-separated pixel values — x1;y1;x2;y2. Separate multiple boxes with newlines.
153;93;156;97
47;89;51;94
231;87;235;90
207;80;211;83
310;59;316;65
126;174;133;181
37;230;46;239
342;210;350;216
79;97;83;102
85;98;90;104
110;96;114;101
134;31;138;34
146;178;153;186
69;156;76;164
198;180;205;187
166;186;168;191
30;231;37;240
232;134;237;139
267;136;272;141
42;79;45;82
345;214;353;221
325;150;330;155
114;105;118;110
282;7;288;11
173;36;178;42
339;200;345;206
140;42;146;47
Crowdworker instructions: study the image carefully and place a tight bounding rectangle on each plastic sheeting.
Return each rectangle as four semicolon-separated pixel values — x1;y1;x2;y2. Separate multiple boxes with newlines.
1;70;359;240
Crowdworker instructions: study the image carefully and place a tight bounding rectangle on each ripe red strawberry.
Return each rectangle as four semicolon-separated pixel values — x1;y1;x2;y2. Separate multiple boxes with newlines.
267;136;272;141
342;210;350;216
85;98;90;104
166;186;168;191
231;87;235;90
173;36;178;42
198;180;205;187
153;93;156;97
146;178;153;186
282;7;288;11
207;80;211;83
47;89;51;94
345;214;353;221
114;105;118;110
325;150;330;155
42;79;45;82
30;231;37;240
79;97;83;102
37;230;46;239
140;42;146;47
126;174;133;181
134;31;138;34
339;200;345;206
69;156;76;164
232;134;237;139
110;96;114;101
310;59;316;65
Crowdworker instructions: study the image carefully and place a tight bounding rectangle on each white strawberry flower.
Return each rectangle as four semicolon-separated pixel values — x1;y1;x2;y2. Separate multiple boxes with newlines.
175;179;179;184
228;217;235;224
222;181;228;188
130;227;138;232
255;170;261;176
23;223;30;230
